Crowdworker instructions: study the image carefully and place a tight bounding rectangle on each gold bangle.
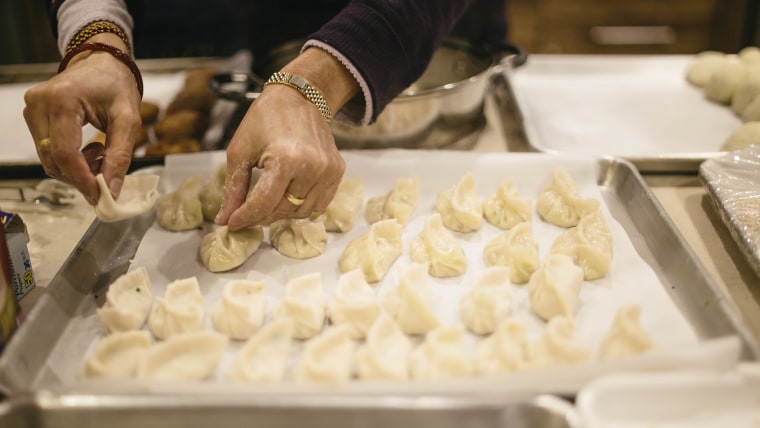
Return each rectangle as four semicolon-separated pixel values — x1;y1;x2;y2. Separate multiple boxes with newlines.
65;20;131;56
264;72;332;122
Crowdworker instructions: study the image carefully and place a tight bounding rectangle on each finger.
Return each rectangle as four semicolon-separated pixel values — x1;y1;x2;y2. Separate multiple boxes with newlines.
227;168;290;230
47;105;98;204
100;104;140;198
22;97;61;178
81;142;105;174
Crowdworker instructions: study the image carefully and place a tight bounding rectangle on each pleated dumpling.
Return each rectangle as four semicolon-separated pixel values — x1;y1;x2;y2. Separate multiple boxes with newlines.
137;331;228;381
383;263;440;336
599;304;655;359
94;173;161;222
525;317;590;369
365;177;420;226
211;280;267;340
482;178;532;230
527;254;583;322
459;267;512;335
328;268;382;339
156;175;204;231
199;163;226;222
409;325;472;380
199;225;264;272
82;331;152;378
474;319;528;375
435;172;483;233
292;325;354;383
354;314;412;380
227;319;294;383
550;210;613;280
340;218;403;283
96;267;154;333
269;217;328;259
324;177;364;232
272;272;326;339
536;168;600;228
483;222;540;284
409;213;467;278
148;277;205;340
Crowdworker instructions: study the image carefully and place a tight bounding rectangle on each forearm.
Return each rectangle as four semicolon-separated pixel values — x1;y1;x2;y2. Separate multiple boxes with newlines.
56;0;134;56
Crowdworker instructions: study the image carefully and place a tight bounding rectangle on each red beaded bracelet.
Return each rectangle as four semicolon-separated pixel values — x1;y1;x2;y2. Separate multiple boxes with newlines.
57;42;144;99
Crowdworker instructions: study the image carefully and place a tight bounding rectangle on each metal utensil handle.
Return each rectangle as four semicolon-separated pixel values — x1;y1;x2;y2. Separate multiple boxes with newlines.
208;72;262;103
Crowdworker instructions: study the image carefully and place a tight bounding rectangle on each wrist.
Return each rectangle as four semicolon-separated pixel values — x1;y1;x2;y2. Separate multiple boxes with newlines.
65;33;129;68
280;47;359;113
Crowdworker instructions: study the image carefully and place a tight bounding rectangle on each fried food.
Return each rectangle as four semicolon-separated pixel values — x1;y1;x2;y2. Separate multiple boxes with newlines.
145;139;202;156
139;101;160;124
154;110;210;141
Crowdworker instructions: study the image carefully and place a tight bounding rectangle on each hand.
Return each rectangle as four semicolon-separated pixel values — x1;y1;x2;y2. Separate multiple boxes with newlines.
23;37;141;205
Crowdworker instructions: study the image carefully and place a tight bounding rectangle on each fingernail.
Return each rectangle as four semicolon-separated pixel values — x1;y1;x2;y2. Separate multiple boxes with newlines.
109;177;123;199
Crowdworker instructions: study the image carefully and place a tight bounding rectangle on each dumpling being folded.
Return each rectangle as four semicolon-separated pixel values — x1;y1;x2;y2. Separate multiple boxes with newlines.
365;177;420;226
324;177;364;233
96;267;154;333
95;173;161;222
527;254;584;322
354;314;412;380
272;272;327;339
211;280;267;340
227;319;294;383
328;268;382;339
383;263;440;336
435;172;483;233
293;325;354;383
199;225;264;272
137;331;228;381
482;178;532;230
82;331;152;378
199;163;226;222
550;210;613;280
269;217;328;259
483;222;540;284
474;319;528;375
148;277;205;340
156;175;204;231
409;325;472;380
459;267;512;335
536;168;600;228
340;218;403;283
409;213;467;278
599;304;655;359
525;316;590;369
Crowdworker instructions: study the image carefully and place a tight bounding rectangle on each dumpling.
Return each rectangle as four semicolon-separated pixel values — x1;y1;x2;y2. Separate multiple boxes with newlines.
199;225;264;272
525;317;590;369
269;217;328;259
599;304;655;359
96;267;154;333
409;213;467;278
199;163;226;222
483;222;540;284
482;178;532;230
292;325;354;383
459;267;512;335
156;175;204;231
550;210;613;280
408;325;472;380
227;319;294;383
354;314;412;380
272;272;327;339
365;177;420;226
739;46;760;65
211;280;267;340
324;177;364;232
474;319;528;375
536;168;600;228
95;173;160;222
148;277;205;340
383;263;440;336
340;218;403;283
435;172;483;233
685;51;729;87
328;268;382;339
527;254;584;322
137;331;228;381
731;65;760;115
705;60;747;104
721;121;760;151
82;331;151;378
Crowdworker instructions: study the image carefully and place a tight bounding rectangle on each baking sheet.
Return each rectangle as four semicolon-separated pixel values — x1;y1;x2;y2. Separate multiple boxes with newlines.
508;55;742;172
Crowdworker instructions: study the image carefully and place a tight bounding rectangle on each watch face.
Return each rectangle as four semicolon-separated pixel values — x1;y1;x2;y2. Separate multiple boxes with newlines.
288;74;308;89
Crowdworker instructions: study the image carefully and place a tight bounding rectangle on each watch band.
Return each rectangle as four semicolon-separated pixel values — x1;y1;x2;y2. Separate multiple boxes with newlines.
264;72;332;122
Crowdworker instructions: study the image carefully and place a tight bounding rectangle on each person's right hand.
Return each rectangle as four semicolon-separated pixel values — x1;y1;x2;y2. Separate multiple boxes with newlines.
23;36;141;205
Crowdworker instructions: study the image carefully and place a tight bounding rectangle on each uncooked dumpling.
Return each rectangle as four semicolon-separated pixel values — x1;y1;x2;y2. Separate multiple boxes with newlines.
705;60;747;104
459;267;512;335
148;277;205;340
742;95;760;122
599;304;655;359
685;51;729;87
328;268;382;339
324;177;364;232
155;175;204;231
474;319;528;375
720;122;760;151
82;331;151;378
227;319;294;383
96;267;154;333
409;213;467;278
732;65;760;115
365;177;420;226
408;325;472;380
527;254;584;322
137;331;228;381
435;172;483;232
550;210;613;280
739;46;760;65
211;280;267;340
340;218;403;283
199;225;264;272
199;163;226;222
354;314;412;380
292;325;354;383
536;168;600;228
383;263;440;336
482;178;532;230
483;222;540;284
95;173;160;222
272;272;327;339
269;217;328;259
525;316;590;369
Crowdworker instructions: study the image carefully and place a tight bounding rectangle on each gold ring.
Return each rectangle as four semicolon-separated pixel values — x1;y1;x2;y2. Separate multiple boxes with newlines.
285;192;305;206
37;138;51;151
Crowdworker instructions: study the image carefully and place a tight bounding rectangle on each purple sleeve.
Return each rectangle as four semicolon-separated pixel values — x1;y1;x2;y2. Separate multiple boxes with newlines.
307;0;478;123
